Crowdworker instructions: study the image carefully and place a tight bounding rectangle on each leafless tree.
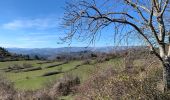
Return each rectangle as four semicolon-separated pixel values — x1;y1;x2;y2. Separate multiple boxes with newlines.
62;0;170;91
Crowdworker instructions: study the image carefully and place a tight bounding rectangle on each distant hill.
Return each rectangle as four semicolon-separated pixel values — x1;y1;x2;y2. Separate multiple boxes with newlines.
0;47;29;61
6;46;130;59
0;47;11;58
6;46;148;60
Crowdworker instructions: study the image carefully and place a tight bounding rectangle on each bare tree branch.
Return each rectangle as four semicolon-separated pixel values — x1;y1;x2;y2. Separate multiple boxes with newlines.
161;0;169;15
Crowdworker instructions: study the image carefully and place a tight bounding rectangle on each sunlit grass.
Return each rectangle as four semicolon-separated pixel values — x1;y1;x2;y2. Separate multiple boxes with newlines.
0;58;122;91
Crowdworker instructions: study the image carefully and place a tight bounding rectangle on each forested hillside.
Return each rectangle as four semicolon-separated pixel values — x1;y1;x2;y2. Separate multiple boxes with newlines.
0;47;29;61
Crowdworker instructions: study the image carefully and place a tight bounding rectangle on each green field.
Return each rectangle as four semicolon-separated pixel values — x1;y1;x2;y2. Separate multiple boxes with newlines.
0;59;123;91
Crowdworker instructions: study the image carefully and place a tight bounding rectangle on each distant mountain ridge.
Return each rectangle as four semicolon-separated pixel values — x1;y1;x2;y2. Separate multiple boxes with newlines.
7;47;119;57
7;46;144;58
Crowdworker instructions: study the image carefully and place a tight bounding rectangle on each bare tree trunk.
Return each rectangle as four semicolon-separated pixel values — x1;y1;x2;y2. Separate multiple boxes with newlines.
162;44;170;91
162;57;170;91
159;45;170;91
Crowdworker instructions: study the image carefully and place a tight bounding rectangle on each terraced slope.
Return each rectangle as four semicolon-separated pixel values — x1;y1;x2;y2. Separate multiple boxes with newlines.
0;59;122;90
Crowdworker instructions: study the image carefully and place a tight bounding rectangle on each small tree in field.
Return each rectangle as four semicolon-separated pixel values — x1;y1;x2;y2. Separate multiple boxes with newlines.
62;0;170;91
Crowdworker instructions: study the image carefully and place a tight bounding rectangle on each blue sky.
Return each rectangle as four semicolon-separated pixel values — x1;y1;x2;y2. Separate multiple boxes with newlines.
0;0;66;48
0;0;142;48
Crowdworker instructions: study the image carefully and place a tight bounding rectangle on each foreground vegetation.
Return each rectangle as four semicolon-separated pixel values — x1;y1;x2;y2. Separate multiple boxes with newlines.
1;50;170;99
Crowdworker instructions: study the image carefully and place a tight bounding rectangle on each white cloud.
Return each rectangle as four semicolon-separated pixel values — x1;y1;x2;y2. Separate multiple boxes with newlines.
0;43;20;48
0;42;46;48
18;33;60;41
2;18;58;30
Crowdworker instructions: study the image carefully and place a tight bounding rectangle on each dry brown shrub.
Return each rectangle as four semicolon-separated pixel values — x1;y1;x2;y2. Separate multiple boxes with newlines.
82;59;91;65
14;91;35;100
0;75;16;100
75;66;170;100
48;73;80;98
95;57;108;63
34;89;53;100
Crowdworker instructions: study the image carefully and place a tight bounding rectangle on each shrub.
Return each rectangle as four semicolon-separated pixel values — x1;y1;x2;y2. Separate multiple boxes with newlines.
76;67;170;100
82;59;91;65
5;64;21;72
34;89;53;100
0;75;16;100
96;57;106;63
91;53;97;58
22;63;33;68
49;73;80;97
14;91;34;100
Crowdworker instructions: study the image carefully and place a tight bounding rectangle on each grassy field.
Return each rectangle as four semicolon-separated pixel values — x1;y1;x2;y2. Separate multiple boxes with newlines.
0;58;164;100
0;59;123;91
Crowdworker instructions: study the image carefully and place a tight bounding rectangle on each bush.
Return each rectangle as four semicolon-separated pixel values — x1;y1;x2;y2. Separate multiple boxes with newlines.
82;59;91;65
76;67;170;100
34;89;53;100
0;75;16;100
96;57;107;63
22;63;33;68
49;74;80;97
14;91;34;100
5;64;21;72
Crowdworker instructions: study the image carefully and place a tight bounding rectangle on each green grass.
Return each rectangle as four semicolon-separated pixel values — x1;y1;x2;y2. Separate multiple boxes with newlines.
0;60;82;90
0;58;123;91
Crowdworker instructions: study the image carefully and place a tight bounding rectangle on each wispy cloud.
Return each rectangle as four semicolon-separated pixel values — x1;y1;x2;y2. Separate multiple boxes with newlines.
0;43;20;48
19;32;60;41
2;18;58;30
0;42;48;48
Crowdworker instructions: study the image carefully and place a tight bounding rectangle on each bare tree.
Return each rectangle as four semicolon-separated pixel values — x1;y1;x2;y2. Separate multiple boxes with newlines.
62;0;170;91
